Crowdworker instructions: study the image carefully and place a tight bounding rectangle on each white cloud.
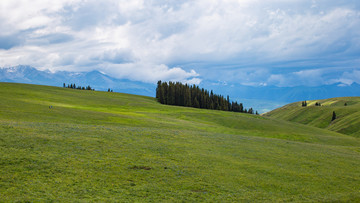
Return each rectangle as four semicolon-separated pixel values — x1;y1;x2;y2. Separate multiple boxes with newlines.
332;70;360;85
261;68;360;87
0;0;359;85
0;0;79;33
101;63;200;84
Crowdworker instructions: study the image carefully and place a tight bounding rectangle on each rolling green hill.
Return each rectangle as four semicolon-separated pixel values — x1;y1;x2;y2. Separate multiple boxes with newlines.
263;97;360;137
1;83;360;202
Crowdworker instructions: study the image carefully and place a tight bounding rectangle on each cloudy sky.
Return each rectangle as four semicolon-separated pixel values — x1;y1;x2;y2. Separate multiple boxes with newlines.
0;0;359;87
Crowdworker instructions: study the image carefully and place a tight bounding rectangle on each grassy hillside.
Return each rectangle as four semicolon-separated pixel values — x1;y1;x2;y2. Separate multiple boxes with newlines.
1;83;360;202
263;97;360;137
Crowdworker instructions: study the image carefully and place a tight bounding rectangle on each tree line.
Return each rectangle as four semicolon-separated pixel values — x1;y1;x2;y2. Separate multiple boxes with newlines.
156;81;257;114
63;83;94;91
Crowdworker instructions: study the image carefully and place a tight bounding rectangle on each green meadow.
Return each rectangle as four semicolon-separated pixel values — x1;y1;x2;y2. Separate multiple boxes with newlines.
1;83;360;202
264;97;360;137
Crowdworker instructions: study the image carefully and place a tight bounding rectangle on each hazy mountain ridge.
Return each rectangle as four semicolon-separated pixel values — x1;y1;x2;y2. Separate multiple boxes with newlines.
0;65;155;96
201;80;360;113
202;81;360;103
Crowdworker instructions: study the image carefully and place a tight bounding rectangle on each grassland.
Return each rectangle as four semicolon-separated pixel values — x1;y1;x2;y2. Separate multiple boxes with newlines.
263;97;360;137
1;82;360;202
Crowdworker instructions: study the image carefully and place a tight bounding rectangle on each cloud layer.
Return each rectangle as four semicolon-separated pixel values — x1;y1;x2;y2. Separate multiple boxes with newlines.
0;0;359;85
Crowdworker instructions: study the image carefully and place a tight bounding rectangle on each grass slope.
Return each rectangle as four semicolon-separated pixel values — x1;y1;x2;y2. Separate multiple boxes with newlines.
263;97;360;137
1;83;360;202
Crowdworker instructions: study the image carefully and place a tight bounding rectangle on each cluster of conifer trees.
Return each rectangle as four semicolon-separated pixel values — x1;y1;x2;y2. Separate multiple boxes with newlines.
63;83;94;91
302;100;322;107
156;81;256;114
301;101;308;107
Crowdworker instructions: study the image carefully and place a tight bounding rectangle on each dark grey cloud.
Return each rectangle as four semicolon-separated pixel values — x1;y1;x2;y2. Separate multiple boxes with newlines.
0;35;23;50
28;33;74;46
43;33;74;44
94;49;135;64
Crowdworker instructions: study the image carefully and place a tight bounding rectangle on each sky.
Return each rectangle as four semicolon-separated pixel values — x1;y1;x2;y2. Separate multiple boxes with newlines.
0;0;360;87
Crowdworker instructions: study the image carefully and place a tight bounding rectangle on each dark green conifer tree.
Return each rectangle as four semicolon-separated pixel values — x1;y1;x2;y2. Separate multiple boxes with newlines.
332;111;337;121
193;97;200;108
239;103;244;112
302;101;307;107
185;87;191;107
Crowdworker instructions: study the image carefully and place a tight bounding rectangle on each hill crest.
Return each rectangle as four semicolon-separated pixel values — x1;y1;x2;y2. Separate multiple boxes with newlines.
264;97;360;137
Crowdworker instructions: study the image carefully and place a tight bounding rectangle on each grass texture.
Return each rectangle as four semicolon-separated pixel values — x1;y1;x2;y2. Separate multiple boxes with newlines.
1;83;360;202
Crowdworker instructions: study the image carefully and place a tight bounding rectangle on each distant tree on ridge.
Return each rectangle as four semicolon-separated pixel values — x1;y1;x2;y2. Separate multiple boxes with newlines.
331;111;337;121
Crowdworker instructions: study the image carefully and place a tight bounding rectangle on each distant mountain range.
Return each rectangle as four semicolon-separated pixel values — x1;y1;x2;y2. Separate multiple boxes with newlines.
202;81;360;103
200;80;360;113
1;65;360;113
0;65;156;97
